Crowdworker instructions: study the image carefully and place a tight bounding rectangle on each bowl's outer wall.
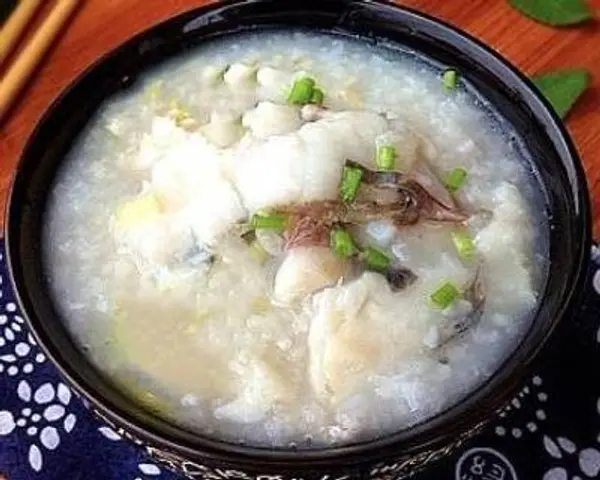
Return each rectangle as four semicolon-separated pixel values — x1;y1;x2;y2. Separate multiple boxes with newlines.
4;0;591;477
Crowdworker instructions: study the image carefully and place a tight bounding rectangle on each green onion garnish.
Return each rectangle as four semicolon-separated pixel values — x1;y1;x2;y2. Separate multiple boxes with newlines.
168;98;192;126
249;241;270;263
340;165;363;203
310;88;325;106
446;167;468;192
362;246;391;272
376;144;397;171
452;231;476;259
331;228;357;258
250;213;288;231
288;77;316;105
443;69;460;91
430;281;461;309
241;230;270;263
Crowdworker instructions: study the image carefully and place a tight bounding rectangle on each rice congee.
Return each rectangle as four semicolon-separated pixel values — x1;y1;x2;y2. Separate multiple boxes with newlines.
44;31;548;447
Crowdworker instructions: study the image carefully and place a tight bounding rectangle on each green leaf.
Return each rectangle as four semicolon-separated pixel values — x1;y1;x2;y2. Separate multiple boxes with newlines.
532;69;592;119
508;0;594;26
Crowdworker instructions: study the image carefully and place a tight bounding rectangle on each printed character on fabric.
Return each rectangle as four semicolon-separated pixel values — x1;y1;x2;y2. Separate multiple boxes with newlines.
455;448;518;480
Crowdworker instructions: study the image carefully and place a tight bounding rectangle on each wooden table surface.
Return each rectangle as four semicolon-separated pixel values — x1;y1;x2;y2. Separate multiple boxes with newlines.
1;0;599;237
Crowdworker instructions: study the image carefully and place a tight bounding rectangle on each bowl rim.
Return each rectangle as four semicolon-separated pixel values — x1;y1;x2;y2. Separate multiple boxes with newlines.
5;0;592;468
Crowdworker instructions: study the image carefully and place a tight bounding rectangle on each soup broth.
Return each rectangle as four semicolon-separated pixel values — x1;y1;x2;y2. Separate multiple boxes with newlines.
44;31;548;447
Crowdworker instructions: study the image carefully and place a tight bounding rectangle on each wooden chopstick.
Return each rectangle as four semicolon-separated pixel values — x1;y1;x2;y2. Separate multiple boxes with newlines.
0;0;44;67
0;0;82;123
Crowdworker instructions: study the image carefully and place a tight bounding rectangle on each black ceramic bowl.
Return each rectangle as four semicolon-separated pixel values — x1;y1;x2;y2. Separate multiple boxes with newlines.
5;0;592;478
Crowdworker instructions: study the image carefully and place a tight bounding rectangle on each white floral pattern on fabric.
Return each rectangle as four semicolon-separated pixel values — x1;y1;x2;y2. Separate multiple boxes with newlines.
99;425;123;441
544;467;568;480
494;375;548;439
593;269;600;296
0;313;44;377
591;244;600;264
542;434;600;479
136;462;162;478
97;425;165;479
0;379;78;472
593;243;600;297
0;283;46;376
541;396;600;479
578;448;600;477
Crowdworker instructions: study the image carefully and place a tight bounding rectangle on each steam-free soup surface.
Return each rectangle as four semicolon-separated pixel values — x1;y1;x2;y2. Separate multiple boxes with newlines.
44;31;547;447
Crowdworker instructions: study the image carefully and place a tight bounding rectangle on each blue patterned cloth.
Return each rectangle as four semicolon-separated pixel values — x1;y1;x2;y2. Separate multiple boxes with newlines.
0;240;180;480
1;241;599;480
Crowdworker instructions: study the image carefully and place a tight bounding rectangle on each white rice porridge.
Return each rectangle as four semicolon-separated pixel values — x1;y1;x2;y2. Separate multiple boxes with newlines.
44;31;548;448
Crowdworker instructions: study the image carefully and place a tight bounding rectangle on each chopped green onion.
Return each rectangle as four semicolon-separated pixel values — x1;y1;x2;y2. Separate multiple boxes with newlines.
251;295;271;313
241;230;270;263
168;98;192;125
362;246;391;272
174;110;192;125
340;165;363;203
250;213;288;231
288;77;316;105
443;69;460;91
376;144;397;171
249;241;270;263
331;228;357;258
446;167;468;192
452;230;476;259
310;88;325;106
430;281;461;309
